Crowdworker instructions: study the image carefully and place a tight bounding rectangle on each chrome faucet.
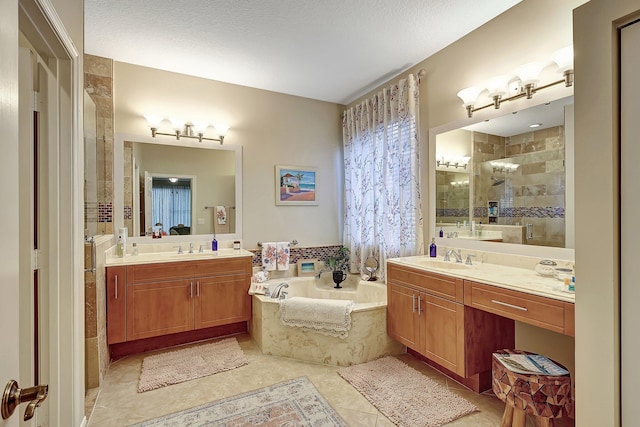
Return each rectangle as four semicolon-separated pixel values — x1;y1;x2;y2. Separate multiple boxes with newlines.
444;249;462;263
271;283;289;299
198;244;204;253
175;245;183;254
189;242;194;253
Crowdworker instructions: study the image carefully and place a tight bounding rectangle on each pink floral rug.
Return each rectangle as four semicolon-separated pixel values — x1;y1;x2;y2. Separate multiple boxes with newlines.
130;377;346;426
338;356;478;427
137;337;248;392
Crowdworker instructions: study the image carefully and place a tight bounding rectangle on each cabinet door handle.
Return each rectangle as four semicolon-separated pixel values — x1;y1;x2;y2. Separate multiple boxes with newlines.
490;299;528;311
114;276;118;299
412;294;416;313
417;295;422;315
196;281;200;297
189;281;193;298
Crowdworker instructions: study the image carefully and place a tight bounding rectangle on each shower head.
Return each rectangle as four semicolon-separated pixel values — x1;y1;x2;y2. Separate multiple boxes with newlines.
491;176;505;186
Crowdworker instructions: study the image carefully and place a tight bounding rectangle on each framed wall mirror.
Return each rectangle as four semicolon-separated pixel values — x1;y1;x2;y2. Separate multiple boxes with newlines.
430;94;574;256
114;133;243;242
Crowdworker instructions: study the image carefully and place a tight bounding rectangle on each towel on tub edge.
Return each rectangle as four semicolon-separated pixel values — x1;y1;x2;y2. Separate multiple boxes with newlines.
279;296;355;339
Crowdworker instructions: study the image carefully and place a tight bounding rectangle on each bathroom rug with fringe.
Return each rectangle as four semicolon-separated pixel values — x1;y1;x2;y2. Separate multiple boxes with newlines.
130;376;347;426
338;356;478;427
279;296;355;338
137;337;248;392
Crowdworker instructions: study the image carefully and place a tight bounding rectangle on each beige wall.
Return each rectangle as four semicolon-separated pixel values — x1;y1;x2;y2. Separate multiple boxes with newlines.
574;1;640;425
114;62;344;248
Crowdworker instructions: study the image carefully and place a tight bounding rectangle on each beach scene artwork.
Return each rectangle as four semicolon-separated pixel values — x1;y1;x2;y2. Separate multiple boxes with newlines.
275;165;318;205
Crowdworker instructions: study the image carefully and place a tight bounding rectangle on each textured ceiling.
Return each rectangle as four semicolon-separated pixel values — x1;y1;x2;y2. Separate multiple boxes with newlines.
85;0;521;104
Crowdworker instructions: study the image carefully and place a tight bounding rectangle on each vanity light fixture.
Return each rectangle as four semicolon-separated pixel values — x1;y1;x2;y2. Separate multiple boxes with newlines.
456;46;574;118
436;155;471;169
144;115;229;144
490;161;519;174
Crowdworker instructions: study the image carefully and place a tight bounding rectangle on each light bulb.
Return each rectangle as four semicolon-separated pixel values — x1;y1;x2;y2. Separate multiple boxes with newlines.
214;123;229;137
144;115;163;128
456;87;484;106
551;45;573;73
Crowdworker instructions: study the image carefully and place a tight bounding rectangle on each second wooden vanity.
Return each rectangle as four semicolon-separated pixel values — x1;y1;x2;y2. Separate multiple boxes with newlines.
106;253;252;357
386;258;575;392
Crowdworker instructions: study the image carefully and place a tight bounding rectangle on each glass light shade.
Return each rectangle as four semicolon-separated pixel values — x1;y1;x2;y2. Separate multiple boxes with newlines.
456;87;484;106
170;118;186;131
516;62;545;86
214;123;229;137
551;45;573;73
486;75;509;97
193;121;209;134
461;156;471;165
144;114;163;128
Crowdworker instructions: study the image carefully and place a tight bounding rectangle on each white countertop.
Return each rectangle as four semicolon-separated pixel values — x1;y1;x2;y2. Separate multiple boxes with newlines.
105;248;254;266
388;255;575;303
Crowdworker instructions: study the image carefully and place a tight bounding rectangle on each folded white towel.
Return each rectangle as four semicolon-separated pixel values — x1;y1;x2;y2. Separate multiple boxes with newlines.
261;242;277;271
251;270;270;283
276;241;290;271
215;206;227;225
279;297;355;338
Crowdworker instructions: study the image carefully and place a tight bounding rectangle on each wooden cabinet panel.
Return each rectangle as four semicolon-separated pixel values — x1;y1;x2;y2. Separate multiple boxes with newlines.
195;257;252;277
464;281;568;335
126;279;194;341
387;262;463;303
420;292;465;376
106;266;127;344
127;261;198;284
387;283;420;349
195;274;251;329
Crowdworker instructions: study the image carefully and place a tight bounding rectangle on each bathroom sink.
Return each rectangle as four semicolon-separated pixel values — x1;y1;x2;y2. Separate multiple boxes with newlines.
412;259;472;270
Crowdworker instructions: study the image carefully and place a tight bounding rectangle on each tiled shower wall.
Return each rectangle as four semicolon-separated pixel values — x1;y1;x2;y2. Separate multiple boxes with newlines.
84;55;115;235
472;126;565;247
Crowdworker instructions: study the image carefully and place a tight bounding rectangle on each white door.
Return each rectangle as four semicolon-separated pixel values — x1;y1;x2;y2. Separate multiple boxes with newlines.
2;0;83;425
0;0;22;423
621;19;640;426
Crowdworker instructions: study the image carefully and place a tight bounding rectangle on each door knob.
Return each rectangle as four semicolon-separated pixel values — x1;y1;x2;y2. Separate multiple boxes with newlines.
2;380;48;421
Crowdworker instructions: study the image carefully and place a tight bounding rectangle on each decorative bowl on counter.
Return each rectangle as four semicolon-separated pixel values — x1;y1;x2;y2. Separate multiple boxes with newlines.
534;260;558;277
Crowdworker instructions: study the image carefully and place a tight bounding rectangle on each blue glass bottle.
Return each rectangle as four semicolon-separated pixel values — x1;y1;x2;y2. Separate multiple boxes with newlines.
429;238;437;257
212;237;218;251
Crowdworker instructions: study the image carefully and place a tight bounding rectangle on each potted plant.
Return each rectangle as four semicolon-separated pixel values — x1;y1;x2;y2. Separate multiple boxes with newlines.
324;247;350;288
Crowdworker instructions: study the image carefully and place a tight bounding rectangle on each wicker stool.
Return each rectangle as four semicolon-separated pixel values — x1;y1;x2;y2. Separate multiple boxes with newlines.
492;349;572;427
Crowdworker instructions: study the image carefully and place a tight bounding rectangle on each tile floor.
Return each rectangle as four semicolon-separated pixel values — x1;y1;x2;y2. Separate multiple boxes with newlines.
86;333;573;426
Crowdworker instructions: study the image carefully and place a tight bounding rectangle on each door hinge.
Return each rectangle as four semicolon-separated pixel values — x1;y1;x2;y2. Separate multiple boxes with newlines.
32;249;39;270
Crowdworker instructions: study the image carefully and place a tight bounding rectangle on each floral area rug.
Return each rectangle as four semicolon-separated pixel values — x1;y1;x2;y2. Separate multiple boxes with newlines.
137;337;248;393
130;376;347;426
338;356;478;427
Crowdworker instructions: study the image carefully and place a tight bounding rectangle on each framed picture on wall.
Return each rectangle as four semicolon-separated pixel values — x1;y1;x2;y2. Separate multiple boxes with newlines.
275;165;318;206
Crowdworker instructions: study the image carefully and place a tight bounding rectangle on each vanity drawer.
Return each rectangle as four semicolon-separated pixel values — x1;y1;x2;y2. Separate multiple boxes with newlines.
387;263;463;303
464;280;572;335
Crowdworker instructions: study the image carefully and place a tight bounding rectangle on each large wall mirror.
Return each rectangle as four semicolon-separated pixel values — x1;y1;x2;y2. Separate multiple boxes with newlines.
114;133;242;242
430;95;574;255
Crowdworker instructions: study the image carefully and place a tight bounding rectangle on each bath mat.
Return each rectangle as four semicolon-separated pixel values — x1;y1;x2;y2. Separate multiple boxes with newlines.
137;337;248;392
129;376;347;426
338;356;478;427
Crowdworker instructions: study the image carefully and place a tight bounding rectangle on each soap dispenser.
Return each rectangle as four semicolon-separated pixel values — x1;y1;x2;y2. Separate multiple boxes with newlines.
429;238;437;257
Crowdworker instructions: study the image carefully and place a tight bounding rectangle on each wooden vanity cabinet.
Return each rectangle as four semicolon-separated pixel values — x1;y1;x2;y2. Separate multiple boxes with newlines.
106;266;126;344
106;256;252;345
387;262;514;389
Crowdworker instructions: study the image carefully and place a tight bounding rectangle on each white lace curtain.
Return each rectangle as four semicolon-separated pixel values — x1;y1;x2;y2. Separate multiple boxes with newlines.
152;183;192;230
342;74;424;280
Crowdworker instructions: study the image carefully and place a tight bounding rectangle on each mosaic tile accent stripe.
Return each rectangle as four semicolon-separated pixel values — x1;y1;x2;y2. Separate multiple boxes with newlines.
98;202;113;223
474;206;564;219
435;208;469;218
249;245;344;267
124;205;132;220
